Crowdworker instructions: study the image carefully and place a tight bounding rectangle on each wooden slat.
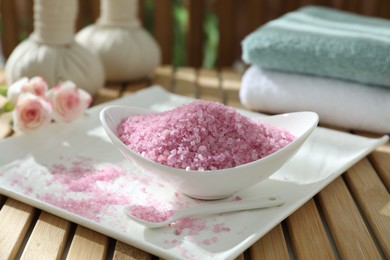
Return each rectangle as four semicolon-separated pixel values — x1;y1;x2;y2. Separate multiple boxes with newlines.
122;80;151;96
344;158;390;259
153;0;173;65
378;0;390;19
229;1;253;65
220;68;243;108
329;0;345;10
152;65;174;91
345;0;361;13
264;0;284;22
186;0;205;68
20;211;71;259
360;0;380;16
247;0;267;33
317;176;382;259
77;0;98;30
173;67;197;97
0;194;5;207
1;0;20;59
66;226;109;259
249;224;289;259
369;142;390;191
215;0;236;67
138;0;145;25
26;0;34;33
232;0;285;67
0;199;36;259
113;241;152;260
88;0;101;22
282;0;301;13
15;0;34;37
286;199;335;259
92;85;122;106
197;69;222;102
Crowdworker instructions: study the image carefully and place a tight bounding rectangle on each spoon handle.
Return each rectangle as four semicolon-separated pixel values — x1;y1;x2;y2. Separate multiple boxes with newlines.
124;196;285;228
174;196;284;220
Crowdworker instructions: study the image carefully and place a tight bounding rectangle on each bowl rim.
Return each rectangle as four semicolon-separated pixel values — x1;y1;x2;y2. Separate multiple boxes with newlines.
100;105;319;176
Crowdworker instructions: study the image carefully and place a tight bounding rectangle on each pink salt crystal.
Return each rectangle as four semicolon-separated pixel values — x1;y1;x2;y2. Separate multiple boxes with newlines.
233;195;242;201
117;100;295;171
213;223;230;233
41;159;131;221
202;239;212;245
202;237;218;245
170;217;207;235
130;205;173;223
67;167;123;192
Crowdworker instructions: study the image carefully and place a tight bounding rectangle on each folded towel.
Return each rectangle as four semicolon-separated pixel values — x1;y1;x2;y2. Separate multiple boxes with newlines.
242;6;390;87
240;65;390;133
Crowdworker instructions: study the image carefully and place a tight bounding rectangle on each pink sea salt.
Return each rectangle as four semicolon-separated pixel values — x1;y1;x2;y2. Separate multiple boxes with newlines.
213;223;230;233
117;100;295;171
39;157;131;222
129;205;173;223
170;217;207;236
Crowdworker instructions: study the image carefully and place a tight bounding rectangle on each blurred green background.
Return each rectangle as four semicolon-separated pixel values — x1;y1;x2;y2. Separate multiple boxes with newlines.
136;0;218;68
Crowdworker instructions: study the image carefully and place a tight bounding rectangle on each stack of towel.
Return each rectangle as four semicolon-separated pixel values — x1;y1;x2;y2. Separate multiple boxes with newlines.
240;6;390;133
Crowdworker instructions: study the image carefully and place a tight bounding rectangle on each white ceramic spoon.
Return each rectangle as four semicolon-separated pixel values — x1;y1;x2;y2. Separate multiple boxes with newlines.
124;196;285;228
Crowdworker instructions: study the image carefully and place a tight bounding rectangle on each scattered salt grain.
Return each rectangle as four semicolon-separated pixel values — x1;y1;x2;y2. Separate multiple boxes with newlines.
170;217;207;236
233;195;242;201
41;158;130;221
117;100;295;171
213;223;230;233
129;205;173;223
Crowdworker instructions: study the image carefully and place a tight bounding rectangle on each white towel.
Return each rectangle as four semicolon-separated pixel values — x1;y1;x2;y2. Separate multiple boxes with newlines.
240;65;390;133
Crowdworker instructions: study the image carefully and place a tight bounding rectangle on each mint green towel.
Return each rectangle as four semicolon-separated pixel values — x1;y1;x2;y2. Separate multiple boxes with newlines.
242;6;390;87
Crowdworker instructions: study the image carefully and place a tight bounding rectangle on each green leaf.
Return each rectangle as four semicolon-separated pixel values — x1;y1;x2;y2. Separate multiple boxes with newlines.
0;86;7;97
203;11;219;69
0;100;14;113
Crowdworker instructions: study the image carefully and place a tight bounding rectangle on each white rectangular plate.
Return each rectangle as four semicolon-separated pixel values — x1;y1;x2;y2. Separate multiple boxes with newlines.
0;86;388;259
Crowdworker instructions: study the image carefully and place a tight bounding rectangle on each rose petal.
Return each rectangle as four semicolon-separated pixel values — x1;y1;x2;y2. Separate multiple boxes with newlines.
7;77;29;105
46;81;92;123
12;93;52;132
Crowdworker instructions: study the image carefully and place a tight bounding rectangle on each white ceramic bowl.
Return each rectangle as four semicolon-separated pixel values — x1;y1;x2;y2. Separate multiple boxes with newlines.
100;106;319;200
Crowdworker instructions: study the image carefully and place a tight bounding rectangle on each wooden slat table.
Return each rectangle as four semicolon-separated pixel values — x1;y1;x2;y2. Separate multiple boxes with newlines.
0;66;389;259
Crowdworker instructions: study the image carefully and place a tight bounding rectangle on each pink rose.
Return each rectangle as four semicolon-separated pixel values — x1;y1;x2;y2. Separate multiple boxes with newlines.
26;77;49;97
46;81;92;123
12;93;52;132
7;77;49;105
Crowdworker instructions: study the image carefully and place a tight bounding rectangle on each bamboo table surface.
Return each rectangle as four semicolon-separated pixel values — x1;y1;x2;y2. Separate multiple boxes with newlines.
0;66;389;259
